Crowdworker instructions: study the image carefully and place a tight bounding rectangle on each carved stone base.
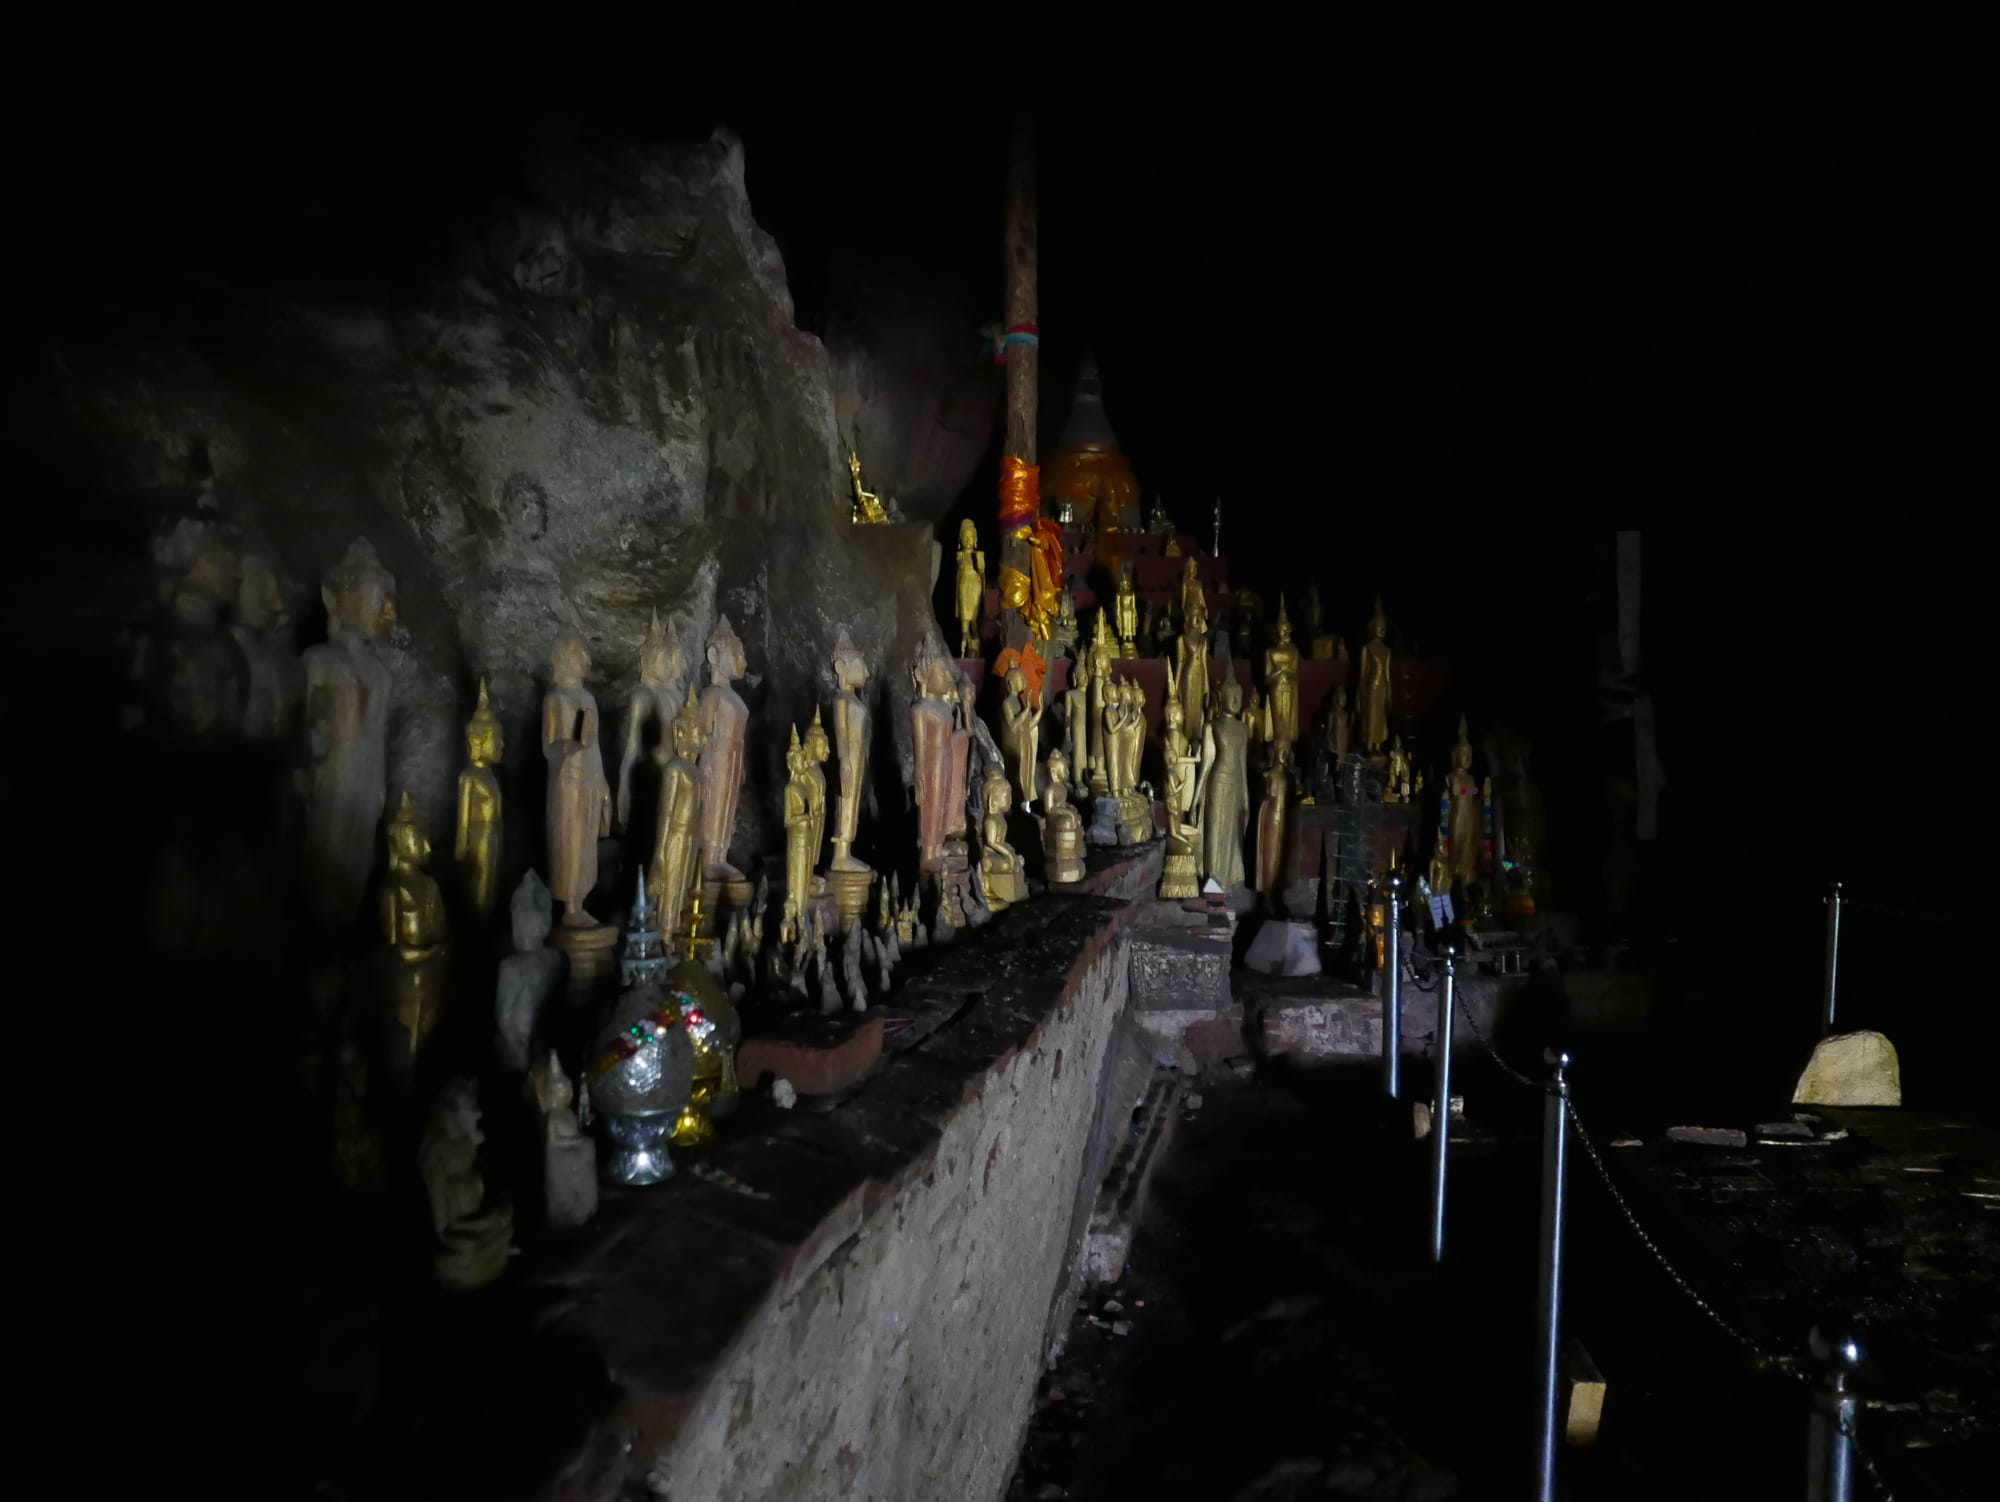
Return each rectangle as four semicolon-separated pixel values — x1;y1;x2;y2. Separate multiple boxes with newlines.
826;865;875;930
552;921;619;1009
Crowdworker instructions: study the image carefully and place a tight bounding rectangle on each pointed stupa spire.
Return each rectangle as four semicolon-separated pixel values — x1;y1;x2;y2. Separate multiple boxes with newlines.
1056;349;1122;455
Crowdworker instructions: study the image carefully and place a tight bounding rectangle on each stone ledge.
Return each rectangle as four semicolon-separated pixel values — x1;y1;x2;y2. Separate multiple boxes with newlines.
528;841;1163;1501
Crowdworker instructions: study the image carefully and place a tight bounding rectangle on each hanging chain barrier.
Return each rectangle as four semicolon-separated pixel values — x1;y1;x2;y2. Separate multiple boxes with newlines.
1400;921;1910;1499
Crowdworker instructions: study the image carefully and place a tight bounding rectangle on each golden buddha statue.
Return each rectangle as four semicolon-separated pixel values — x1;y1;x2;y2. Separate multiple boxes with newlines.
1244;686;1265;751
616;608;681;833
1086;611;1116;794
1159;669;1200;899
1254;762;1291;908
383;791;450;1059
1264;596;1300;764
781;726;814;943
1447;715;1481;887
954;519;985;657
542;628;613;927
979;770;1026;908
1041;353;1141;534
1198;677;1251;891
1114;564;1139;658
848;451;889;524
1359;595;1392;753
454;678;504;922
999;662;1043;811
1385;734;1411;803
804;707;830;891
1042;748;1087;884
1178;582;1209;736
1063;656;1090;786
648;686;706;947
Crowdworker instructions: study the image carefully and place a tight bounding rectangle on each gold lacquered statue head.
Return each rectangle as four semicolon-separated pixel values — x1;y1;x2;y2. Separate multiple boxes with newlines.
465;678;503;766
551;627;591;686
387;791;430;870
672;684;705;759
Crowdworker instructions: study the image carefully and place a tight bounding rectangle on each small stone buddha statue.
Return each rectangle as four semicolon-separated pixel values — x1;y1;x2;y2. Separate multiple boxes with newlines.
1042;748;1087;884
495;870;564;1073
696;615;751;891
383;791;450;1062
1114;563;1140;658
954;519;986;658
231;551;301;741
418;1078;514;1290
647;686;706;947
536;1051;597;1231
543;628;613;927
454;679;504;923
1359;595;1392;754
1199;677;1251;892
302;537;395;932
978;770;1026;908
999;662;1044;812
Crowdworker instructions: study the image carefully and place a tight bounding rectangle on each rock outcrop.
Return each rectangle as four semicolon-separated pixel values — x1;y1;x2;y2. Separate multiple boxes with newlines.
13;127;958;896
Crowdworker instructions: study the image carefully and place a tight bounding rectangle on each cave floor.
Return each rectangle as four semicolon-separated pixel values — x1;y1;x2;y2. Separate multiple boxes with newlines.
1005;1056;1999;1502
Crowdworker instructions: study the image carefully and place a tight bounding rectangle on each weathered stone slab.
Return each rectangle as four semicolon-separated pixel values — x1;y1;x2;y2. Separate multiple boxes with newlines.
1667;1126;1751;1148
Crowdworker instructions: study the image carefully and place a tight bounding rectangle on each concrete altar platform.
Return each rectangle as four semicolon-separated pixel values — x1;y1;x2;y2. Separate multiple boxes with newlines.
504;841;1168;1501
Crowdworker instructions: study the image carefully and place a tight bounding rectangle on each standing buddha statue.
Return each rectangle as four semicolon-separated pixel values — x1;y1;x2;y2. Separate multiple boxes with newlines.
1114;564;1140;658
954;520;985;658
1264;596;1300;765
647;686;706;947
1178;578;1210;736
454;679;504;923
302;538;395;932
1198;677;1251;892
1447;715;1482;888
910;647;959;872
1254;763;1291;909
383;791;450;1064
696;615;751;892
1359;595;1392;754
1086;610;1116;794
617;609;679;833
781;727;814;943
1159;668;1201;899
1063;657;1090;784
542;628;613;927
803;707;830;891
998;662;1043;812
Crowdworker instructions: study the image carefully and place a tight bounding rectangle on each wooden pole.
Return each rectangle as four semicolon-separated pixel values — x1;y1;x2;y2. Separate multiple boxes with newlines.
1000;111;1038;651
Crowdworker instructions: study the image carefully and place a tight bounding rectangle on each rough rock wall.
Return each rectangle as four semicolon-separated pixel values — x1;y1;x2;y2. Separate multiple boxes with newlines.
638;933;1133;1501
12;128;951;879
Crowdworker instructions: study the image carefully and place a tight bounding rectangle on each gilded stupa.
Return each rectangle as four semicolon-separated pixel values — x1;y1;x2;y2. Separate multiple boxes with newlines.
1043;353;1141;533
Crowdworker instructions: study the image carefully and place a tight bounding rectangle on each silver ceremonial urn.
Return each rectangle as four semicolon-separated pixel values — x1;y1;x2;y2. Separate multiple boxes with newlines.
588;977;696;1186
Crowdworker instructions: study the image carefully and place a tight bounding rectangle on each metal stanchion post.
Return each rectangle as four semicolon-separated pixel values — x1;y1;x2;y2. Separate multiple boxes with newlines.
1808;1323;1861;1502
1822;881;1844;1035
1533;1051;1572;1502
1383;867;1405;1100
1428;929;1461;1264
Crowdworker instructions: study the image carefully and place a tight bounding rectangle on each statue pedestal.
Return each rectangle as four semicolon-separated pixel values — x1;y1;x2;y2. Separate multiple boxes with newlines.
1159;838;1199;900
825;866;875;930
1243;918;1323;978
1086;795;1124;849
702;875;756;922
552;921;619;1009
